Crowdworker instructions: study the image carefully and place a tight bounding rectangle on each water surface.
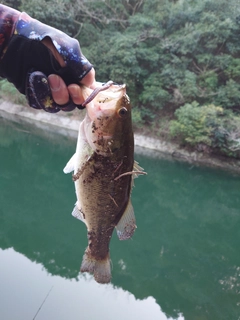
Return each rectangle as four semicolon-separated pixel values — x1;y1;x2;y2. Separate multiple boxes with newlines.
0;116;239;320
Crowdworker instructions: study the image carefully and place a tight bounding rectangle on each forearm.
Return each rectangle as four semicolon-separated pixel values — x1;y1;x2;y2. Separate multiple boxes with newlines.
0;4;20;58
0;4;94;112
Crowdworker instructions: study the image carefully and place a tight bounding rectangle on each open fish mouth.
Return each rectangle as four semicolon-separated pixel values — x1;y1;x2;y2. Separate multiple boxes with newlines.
82;81;126;107
82;82;126;121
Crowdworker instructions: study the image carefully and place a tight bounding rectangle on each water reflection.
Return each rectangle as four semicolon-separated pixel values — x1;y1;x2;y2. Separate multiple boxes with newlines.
0;248;183;320
1;115;240;320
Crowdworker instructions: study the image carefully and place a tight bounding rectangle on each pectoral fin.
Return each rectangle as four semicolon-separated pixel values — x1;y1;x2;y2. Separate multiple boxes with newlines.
129;160;146;189
116;200;136;240
71;204;86;224
63;153;76;174
133;161;145;179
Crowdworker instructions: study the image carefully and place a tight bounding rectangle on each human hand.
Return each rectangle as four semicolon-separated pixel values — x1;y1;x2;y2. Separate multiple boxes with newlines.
28;37;96;112
48;72;96;106
42;37;96;105
0;6;95;112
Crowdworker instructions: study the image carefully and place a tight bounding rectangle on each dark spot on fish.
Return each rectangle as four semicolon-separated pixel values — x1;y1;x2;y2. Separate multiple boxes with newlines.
100;97;109;103
72;169;82;181
88;231;95;240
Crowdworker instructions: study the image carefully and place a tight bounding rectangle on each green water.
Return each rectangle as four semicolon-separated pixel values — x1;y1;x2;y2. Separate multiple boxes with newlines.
0;116;240;320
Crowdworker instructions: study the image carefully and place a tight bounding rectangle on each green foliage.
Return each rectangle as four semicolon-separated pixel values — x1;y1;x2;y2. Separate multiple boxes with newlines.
6;0;240;117
0;79;26;105
2;0;240;159
213;111;240;156
215;80;240;109
3;0;22;10
20;0;78;36
169;102;222;146
131;107;144;127
170;101;240;157
140;73;171;110
224;58;240;82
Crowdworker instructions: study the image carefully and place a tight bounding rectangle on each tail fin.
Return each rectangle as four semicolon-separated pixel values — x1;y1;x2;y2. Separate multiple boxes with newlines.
80;249;111;284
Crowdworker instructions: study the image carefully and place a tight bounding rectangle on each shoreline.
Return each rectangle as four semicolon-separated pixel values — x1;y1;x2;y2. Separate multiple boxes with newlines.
1;99;240;174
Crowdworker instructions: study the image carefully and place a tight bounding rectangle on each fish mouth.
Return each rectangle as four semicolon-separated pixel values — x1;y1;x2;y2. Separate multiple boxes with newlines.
83;83;126;153
86;84;126;121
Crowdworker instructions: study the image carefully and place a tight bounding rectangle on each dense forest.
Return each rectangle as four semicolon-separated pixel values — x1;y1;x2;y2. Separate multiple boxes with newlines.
2;0;240;158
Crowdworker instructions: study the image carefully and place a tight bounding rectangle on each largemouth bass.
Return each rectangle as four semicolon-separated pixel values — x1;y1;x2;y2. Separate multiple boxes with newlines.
64;82;145;283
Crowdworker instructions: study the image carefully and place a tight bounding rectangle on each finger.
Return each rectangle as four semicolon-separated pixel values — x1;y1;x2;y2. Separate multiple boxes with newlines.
48;74;69;105
68;84;85;105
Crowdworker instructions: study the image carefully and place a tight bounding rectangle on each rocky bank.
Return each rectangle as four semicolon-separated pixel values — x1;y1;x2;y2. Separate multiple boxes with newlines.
1;99;240;174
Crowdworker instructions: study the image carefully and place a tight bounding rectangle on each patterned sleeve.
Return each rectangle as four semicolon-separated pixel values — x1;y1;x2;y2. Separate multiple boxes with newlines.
0;4;92;82
0;4;93;113
15;11;92;82
0;5;20;58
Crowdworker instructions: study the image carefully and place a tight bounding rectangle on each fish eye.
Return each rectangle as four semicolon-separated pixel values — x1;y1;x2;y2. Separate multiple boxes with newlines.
118;107;128;117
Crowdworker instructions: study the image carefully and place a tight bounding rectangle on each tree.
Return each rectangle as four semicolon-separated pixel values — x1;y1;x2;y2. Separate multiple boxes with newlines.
3;0;240;136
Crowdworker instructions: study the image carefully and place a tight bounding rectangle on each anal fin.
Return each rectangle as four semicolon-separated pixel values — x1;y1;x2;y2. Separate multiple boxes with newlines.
116;200;136;240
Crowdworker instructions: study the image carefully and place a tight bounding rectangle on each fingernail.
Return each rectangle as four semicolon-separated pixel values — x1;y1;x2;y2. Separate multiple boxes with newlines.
48;74;60;91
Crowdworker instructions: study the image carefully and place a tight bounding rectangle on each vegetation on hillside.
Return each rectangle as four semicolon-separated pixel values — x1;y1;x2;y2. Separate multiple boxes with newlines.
2;0;240;157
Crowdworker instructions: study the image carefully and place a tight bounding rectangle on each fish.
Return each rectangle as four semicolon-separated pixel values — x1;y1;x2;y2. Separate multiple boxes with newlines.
63;82;145;284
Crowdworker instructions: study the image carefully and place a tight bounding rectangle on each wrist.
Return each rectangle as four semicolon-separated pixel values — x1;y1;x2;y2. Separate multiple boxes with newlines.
15;11;93;83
